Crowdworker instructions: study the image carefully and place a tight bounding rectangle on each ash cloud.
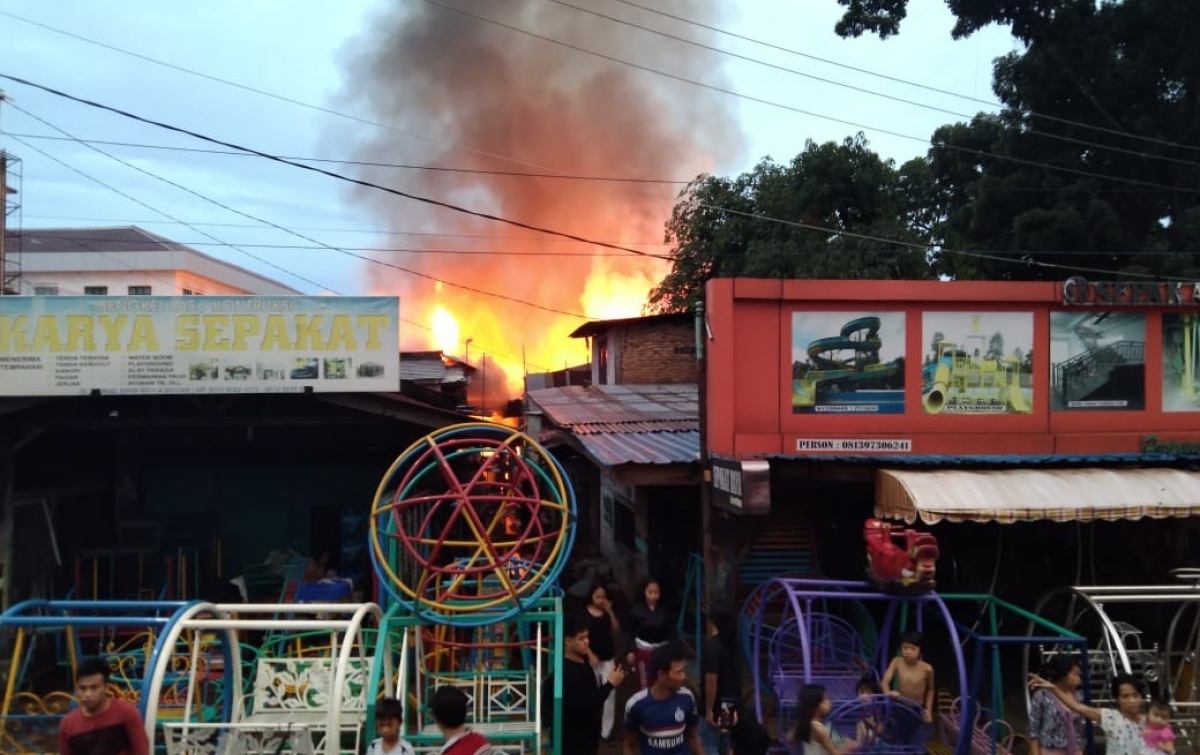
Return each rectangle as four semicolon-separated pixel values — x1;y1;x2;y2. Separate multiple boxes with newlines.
331;0;745;408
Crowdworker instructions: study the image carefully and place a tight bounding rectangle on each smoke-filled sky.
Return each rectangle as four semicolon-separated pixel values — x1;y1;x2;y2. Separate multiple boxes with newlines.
1;0;1014;385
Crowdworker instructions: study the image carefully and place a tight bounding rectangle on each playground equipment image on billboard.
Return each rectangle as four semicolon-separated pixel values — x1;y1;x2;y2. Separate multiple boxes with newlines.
1050;312;1145;411
791;311;905;414
0;295;399;396
1162;313;1200;412
921;311;1033;415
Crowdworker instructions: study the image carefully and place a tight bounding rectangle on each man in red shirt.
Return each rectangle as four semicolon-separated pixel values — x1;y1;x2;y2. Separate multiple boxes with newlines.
58;658;150;755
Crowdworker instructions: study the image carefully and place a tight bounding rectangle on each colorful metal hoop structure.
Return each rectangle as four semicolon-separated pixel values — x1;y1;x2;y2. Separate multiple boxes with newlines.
369;423;575;626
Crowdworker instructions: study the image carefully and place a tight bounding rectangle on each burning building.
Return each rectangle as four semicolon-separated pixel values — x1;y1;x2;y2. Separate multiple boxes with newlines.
332;0;745;408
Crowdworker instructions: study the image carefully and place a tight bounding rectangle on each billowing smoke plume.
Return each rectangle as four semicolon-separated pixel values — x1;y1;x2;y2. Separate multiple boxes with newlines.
333;0;744;407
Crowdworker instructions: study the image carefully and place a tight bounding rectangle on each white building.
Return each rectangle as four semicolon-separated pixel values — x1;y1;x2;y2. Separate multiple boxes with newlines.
4;226;302;296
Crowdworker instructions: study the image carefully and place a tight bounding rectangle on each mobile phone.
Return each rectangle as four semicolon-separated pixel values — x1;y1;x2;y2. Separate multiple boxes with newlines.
717;701;736;729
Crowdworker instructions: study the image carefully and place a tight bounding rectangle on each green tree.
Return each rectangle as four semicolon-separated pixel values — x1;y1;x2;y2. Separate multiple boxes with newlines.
836;0;1200;281
647;134;933;313
986;332;1005;361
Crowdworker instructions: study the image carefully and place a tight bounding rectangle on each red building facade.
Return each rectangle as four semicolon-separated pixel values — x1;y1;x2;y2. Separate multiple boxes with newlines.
701;277;1200;602
705;277;1200;458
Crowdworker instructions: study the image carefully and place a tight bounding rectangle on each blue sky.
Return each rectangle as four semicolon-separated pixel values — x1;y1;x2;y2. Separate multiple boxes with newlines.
0;0;1015;377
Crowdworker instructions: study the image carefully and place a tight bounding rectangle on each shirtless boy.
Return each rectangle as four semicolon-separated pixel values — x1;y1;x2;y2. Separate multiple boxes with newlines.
881;632;934;724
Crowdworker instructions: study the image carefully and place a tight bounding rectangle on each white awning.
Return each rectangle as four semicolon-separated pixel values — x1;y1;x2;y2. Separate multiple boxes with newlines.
875;467;1200;524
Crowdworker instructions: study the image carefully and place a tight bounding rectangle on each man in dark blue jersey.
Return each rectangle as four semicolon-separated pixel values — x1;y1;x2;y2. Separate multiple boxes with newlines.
624;642;703;755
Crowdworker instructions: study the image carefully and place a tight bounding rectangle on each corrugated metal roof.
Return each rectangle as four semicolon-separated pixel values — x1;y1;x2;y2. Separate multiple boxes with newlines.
877;467;1200;524
765;453;1200;467
577;430;701;466
528;384;697;429
569;313;692;339
399;352;471;384
528;384;699;466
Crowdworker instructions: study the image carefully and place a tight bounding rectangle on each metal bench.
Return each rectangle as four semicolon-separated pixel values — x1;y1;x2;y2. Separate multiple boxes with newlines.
147;603;387;755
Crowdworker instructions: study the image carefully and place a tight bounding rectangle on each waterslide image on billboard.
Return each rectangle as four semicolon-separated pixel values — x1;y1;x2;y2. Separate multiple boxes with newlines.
1162;313;1200;412
922;311;1033;415
791;312;905;415
1051;312;1145;411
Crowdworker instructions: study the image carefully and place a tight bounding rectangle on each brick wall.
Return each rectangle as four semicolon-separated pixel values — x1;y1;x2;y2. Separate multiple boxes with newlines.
617;321;698;384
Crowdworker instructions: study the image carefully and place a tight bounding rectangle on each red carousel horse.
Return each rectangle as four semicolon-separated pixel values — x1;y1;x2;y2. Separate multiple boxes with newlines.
864;518;939;593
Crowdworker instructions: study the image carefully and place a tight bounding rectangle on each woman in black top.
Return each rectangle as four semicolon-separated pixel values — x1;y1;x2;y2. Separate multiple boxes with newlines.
584;583;621;740
624;576;677;689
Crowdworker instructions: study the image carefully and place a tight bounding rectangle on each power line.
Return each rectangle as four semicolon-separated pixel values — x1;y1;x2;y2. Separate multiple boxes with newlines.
6;145;558;370
12;232;663;258
0;130;689;184
8;102;608;319
6;134;331;294
10;2;1197;197
539;0;1197;169
702;203;1171;280
0;8;593;178
10;7;1192;203
414;1;1200;194
0;74;675;262
4;77;1173;282
605;0;1200;155
15;213;672;244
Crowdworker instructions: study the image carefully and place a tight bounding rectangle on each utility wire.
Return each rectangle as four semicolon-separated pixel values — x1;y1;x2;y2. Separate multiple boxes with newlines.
10;233;659;258
0;130;689;183
703;203;1169;280
8;102;607;318
415;0;1200;194
0;8;590;178
20;232;1200;261
9;0;1198;218
7;138;555;370
3;77;1174;281
18;213;672;244
540;0;1197;169
604;0;1200;154
7;134;331;294
8;5;1194;195
0;75;674;262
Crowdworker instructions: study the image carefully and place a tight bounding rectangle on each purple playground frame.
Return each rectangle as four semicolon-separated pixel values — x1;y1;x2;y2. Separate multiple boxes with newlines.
748;577;972;755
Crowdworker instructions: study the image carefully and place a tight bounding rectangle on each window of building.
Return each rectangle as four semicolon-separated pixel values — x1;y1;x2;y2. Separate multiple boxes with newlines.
128;286;152;296
33;285;59;296
183;289;194;295
84;286;108;296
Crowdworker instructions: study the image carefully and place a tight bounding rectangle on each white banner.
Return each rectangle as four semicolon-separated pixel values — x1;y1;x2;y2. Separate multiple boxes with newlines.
0;296;399;396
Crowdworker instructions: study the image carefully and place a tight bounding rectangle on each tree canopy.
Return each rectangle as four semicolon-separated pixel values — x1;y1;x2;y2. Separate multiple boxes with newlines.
648;0;1200;313
647;135;933;314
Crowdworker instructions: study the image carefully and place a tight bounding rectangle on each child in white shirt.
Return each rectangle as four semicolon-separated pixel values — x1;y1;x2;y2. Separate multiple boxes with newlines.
368;697;416;755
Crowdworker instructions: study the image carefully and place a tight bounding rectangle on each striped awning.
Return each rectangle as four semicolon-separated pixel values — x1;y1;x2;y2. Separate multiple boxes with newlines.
875;467;1200;524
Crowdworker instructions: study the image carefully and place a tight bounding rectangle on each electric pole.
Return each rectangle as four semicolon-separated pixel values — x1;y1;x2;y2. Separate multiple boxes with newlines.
0;88;13;296
0;88;8;295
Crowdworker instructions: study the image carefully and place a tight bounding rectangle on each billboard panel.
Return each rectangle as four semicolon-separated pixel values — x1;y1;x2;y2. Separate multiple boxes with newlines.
0;296;399;396
790;311;906;415
921;311;1034;415
1163;313;1200;412
1050;312;1145;411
